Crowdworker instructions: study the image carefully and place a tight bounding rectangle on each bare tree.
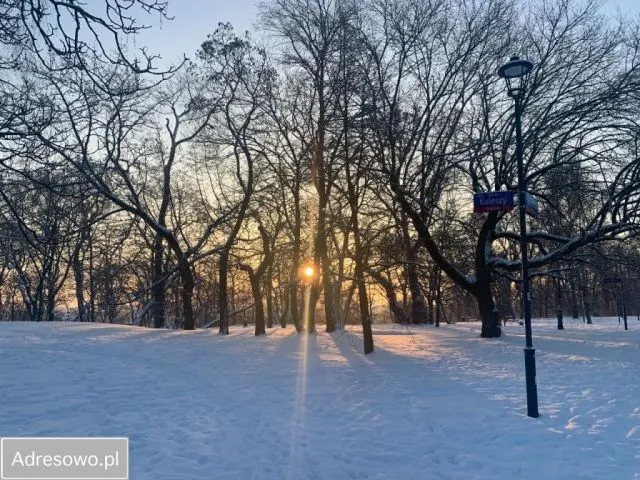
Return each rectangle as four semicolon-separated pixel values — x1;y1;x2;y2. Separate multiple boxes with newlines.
260;74;312;332
237;213;281;335
198;23;273;334
359;0;640;337
260;0;357;332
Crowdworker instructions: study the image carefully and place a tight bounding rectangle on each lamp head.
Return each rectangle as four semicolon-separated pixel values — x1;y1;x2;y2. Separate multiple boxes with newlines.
497;56;534;98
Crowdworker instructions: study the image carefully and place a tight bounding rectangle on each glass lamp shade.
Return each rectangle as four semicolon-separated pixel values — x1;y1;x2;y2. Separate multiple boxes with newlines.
498;56;533;97
497;56;534;79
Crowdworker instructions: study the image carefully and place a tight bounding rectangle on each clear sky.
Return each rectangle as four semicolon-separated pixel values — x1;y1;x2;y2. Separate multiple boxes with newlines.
134;0;261;67
135;0;640;68
608;0;640;16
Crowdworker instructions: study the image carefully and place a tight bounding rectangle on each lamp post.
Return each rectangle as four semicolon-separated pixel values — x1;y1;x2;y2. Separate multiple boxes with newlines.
497;56;540;418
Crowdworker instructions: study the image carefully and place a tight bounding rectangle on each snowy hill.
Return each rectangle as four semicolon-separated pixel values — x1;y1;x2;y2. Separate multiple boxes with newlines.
1;319;638;479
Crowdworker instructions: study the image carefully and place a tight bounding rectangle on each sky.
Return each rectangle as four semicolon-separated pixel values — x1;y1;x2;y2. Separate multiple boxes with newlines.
135;0;640;69
134;0;261;67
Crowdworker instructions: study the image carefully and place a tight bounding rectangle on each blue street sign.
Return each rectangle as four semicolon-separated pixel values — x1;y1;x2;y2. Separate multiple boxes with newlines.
473;191;514;214
602;277;622;284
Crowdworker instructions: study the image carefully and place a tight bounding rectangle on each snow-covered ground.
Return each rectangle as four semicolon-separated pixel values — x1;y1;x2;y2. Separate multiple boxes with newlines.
1;318;638;479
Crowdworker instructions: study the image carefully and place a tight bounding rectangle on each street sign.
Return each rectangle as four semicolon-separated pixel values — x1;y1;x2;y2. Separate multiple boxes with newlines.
473;191;514;214
602;277;622;284
524;192;539;218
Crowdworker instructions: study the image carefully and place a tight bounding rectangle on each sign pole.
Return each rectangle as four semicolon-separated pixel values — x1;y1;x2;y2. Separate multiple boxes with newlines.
514;95;539;419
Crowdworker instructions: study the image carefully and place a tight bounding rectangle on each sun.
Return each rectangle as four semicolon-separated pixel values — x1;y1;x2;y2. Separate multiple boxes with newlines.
303;266;315;279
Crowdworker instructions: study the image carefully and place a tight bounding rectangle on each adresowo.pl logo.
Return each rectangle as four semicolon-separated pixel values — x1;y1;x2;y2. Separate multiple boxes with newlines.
1;437;128;480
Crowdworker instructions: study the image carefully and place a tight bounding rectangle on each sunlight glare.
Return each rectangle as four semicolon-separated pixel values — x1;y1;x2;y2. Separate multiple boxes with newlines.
287;287;311;479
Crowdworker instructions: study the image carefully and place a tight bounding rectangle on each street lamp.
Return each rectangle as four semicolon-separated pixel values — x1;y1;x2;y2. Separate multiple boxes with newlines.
497;55;540;419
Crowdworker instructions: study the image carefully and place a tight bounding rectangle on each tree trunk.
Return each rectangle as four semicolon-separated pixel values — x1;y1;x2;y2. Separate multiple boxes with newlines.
281;285;289;328
556;278;564;330
219;250;230;334
473;213;501;338
314;205;334;332
370;270;407;324
570;278;580;319
475;277;501;338
434;270;442;327
151;236;167;328
427;296;435;324
46;283;56;322
350;195;373;351
289;282;301;332
583;289;592;325
174;281;181;328
389;298;407;324
308;217;323;333
43;260;58;321
304;284;315;333
355;259;374;354
409;288;428;324
241;221;272;334
340;281;356;326
289;242;301;332
251;274;266;336
308;257;319;334
289;188;302;331
405;237;427;324
179;257;196;331
316;73;335;333
72;250;86;323
88;230;96;323
265;267;274;329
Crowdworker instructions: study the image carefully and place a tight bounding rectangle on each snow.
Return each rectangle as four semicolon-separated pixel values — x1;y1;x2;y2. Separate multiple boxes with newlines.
1;318;638;479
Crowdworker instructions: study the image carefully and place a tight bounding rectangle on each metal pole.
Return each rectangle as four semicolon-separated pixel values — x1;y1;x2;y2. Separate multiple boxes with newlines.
514;95;540;418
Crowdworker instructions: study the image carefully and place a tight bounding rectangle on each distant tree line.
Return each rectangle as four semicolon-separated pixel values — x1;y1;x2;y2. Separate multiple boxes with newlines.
1;0;639;353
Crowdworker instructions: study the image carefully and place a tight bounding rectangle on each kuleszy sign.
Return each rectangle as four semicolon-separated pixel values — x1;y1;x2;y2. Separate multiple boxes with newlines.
473;191;514;214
